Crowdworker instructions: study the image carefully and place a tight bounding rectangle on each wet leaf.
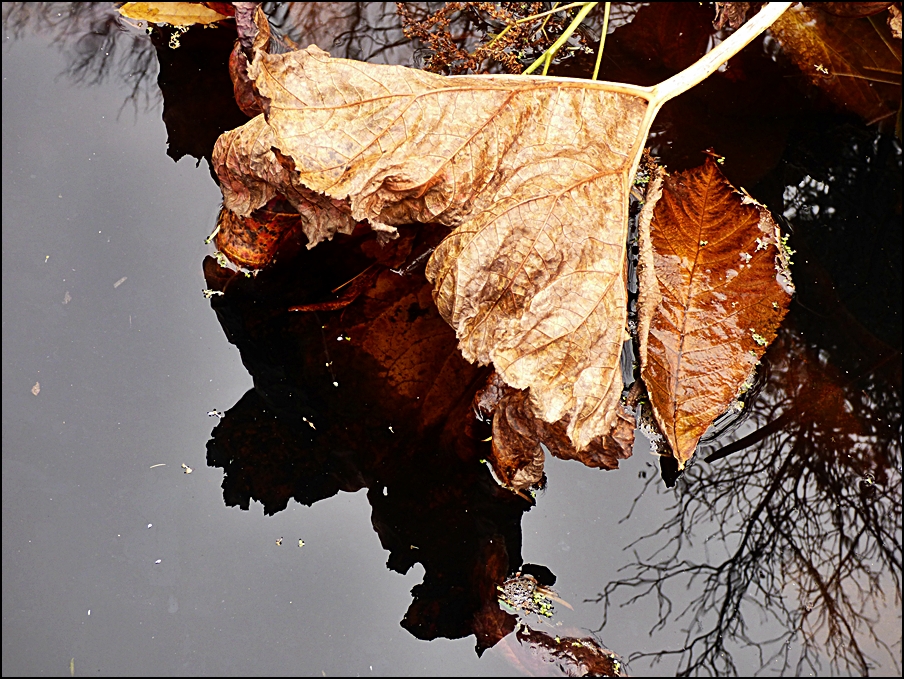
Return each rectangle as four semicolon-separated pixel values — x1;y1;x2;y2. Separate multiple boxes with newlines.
475;372;634;492
215;203;305;269
609;2;714;77
890;5;902;39
228;41;263;118
118;2;230;26
817;3;893;19
770;4;901;127
637;158;793;469
212;5;793;452
713;3;751;30
496;625;623;677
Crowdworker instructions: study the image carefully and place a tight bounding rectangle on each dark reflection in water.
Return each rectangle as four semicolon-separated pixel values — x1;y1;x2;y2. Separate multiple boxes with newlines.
2;2;158;113
4;2;900;676
590;89;902;672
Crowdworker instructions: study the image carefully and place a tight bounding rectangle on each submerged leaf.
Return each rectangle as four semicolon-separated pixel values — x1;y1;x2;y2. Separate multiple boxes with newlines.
770;4;901;127
637;158;793;469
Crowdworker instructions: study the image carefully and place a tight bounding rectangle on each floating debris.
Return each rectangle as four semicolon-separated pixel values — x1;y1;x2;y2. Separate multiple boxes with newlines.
498;573;572;619
155;559;162;564
147;524;152;529
31;382;40;396
202;289;224;299
149;464;166;469
181;463;193;474
297;539;305;548
204;224;220;244
207;409;224;419
113;276;128;289
276;537;283;546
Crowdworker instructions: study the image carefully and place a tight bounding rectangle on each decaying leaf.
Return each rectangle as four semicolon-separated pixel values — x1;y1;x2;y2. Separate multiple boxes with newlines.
495;625;623;677
213;43;657;451
212;4;792;453
213;197;355;270
118;2;230;26
474;372;633;492
713;3;752;30
770;4;901;127
637;158;793;469
890;5;902;39
228;41;263;118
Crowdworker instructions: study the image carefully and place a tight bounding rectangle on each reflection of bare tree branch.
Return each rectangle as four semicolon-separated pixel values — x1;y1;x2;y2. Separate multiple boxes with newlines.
263;2;413;65
3;2;160;116
590;328;901;676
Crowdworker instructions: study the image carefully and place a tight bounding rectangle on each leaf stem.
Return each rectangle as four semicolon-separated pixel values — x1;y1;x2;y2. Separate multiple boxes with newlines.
487;1;587;49
591;2;611;81
523;2;598;75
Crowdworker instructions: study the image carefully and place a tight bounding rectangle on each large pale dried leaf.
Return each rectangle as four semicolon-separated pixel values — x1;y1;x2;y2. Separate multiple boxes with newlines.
119;2;230;26
212;5;793;451
214;115;359;252
637;158;793;469
770;4;901;126
213;45;653;451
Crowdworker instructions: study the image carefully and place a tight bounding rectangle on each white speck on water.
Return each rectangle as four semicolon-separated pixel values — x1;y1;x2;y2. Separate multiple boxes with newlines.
147;524;152;529
155;559;162;564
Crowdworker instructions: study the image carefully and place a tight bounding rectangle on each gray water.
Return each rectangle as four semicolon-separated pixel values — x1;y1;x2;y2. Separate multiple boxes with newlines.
3;4;900;677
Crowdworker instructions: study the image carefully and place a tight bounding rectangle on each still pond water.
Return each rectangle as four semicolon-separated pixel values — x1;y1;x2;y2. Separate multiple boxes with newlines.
3;3;900;676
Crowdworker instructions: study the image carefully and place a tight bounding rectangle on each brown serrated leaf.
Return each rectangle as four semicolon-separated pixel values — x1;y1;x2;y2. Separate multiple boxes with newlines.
212;5;793;451
637;158;794;469
770;4;901;127
119;2;230;26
